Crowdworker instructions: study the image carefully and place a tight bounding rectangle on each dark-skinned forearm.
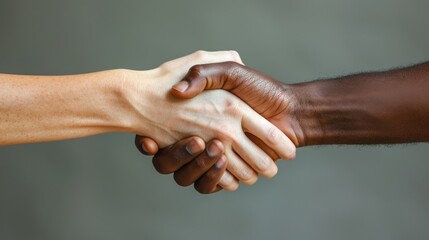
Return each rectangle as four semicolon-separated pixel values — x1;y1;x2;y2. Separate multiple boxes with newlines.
287;62;429;146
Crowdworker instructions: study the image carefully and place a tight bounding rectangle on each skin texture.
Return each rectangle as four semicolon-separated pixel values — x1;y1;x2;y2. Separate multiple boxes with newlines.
0;70;130;144
1;51;296;191
137;61;429;193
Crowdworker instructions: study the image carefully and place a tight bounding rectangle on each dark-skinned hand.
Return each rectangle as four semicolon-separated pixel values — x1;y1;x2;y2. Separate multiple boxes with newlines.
137;60;429;194
135;136;227;194
137;62;301;193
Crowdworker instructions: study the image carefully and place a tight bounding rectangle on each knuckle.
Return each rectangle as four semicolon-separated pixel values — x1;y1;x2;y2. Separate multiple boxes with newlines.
152;149;185;174
216;126;238;143
188;64;205;78
194;183;211;194
219;173;238;192
224;182;239;192
232;166;257;184
158;62;171;74
205;169;219;181
225;61;244;79
266;126;284;145
223;98;242;117
173;173;191;187
152;159;172;174
229;50;241;63
194;186;206;194
193;50;207;60
241;174;258;186
194;157;208;169
254;156;272;173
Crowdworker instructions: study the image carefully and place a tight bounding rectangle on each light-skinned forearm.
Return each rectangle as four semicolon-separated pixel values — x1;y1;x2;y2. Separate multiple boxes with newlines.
288;62;429;146
0;70;136;145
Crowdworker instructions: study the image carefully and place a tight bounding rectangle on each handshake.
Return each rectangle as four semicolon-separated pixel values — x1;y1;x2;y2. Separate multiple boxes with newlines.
2;50;428;194
135;50;301;193
132;50;429;194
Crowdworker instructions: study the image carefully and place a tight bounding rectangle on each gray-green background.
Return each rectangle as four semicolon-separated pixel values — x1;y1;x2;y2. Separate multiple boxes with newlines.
1;0;428;239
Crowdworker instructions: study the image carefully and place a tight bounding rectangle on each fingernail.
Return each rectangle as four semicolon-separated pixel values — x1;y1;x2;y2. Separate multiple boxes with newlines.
186;139;203;155
173;81;189;92
141;144;148;153
207;142;221;158
214;156;226;169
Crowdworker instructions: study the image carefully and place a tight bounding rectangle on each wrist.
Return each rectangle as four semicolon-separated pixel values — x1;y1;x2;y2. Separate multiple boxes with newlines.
287;77;386;146
108;69;154;134
283;83;324;147
101;68;152;134
112;68;166;135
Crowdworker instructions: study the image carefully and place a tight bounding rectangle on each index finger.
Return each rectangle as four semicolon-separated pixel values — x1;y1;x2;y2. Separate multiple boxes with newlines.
241;104;296;160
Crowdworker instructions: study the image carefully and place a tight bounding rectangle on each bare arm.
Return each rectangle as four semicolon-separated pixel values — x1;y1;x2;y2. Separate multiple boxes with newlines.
1;51;296;192
169;61;429;146
290;62;429;145
137;61;429;193
0;51;248;146
0;70;128;145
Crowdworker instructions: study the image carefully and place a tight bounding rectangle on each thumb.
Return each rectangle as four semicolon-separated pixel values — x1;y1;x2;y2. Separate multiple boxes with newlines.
135;135;159;155
171;62;242;99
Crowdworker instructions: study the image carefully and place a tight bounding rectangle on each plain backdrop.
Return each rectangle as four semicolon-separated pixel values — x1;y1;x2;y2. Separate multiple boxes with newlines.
1;0;429;239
